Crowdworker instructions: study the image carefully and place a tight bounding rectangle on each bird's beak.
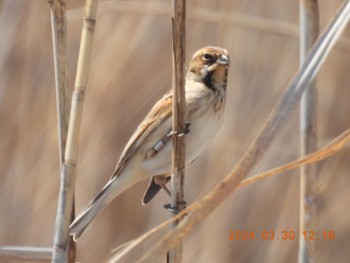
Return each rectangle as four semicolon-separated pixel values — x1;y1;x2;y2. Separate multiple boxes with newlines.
216;54;230;65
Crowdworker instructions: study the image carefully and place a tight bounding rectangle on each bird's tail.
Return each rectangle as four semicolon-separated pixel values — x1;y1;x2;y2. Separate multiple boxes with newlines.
69;181;112;241
69;173;136;241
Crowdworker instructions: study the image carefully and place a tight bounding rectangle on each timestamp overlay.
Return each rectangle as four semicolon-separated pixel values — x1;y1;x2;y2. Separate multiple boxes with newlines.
227;230;336;241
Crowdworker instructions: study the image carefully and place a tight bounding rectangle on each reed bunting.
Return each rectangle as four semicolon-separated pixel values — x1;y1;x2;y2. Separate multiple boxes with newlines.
70;46;230;240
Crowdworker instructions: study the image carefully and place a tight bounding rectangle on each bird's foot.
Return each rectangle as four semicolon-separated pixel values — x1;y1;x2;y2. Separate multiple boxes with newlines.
178;122;191;136
164;201;187;214
168;122;191;138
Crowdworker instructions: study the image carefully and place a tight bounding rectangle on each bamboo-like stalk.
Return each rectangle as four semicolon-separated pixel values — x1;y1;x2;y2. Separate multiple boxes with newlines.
167;1;186;263
299;1;319;263
137;1;350;261
51;1;100;262
48;1;76;262
0;246;52;262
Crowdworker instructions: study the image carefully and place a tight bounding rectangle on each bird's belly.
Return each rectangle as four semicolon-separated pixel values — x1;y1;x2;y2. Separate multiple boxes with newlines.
142;108;223;176
185;112;222;163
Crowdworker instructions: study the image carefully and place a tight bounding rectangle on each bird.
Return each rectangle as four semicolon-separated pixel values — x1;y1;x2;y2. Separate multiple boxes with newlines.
69;46;230;240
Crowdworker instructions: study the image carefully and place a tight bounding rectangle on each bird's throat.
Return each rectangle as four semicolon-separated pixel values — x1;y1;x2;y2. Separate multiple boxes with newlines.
203;67;227;94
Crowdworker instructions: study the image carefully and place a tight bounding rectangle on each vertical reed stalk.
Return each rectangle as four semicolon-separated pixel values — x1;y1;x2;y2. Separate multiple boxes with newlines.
51;1;100;262
299;1;319;263
48;0;76;262
167;0;186;262
48;0;70;167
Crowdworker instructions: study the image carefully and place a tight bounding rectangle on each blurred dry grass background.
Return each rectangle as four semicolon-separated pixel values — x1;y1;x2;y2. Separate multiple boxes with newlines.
1;0;350;262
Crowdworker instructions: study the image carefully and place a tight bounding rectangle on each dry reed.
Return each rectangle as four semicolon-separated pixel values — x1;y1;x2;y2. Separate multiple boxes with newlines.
52;0;100;262
298;1;319;263
167;0;187;263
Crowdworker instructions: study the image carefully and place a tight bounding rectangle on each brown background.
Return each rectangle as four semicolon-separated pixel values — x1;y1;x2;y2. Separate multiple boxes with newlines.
0;1;349;262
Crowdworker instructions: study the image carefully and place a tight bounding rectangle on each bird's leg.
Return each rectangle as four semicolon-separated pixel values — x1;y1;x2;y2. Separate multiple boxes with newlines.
150;122;191;158
153;177;188;214
153;176;171;196
162;122;190;214
166;121;191;138
160;184;171;196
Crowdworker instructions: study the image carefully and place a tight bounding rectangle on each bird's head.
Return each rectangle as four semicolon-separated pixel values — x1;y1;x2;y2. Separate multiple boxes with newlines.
188;46;230;92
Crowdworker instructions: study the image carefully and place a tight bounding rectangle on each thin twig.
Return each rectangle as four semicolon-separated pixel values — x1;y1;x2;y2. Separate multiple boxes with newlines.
299;1;319;263
239;128;350;188
51;1;100;262
0;246;52;262
167;0;186;263
137;1;350;261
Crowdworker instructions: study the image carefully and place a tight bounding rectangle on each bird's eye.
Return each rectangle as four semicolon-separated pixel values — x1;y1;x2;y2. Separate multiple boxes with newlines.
202;54;213;61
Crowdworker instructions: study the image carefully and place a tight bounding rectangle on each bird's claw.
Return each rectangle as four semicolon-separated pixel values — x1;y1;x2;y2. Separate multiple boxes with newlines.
168;122;191;138
164;201;187;214
179;122;191;136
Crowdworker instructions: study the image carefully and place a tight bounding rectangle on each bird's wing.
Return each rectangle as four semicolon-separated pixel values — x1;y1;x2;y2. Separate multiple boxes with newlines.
111;91;173;178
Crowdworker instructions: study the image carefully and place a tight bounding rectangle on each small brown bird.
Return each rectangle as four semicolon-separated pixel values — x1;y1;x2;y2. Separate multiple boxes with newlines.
69;46;230;240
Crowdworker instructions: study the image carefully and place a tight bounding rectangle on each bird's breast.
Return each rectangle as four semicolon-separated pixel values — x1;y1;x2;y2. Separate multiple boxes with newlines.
184;91;225;163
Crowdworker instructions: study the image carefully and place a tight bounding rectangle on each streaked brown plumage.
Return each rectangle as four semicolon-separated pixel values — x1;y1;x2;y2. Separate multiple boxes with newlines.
69;46;230;240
